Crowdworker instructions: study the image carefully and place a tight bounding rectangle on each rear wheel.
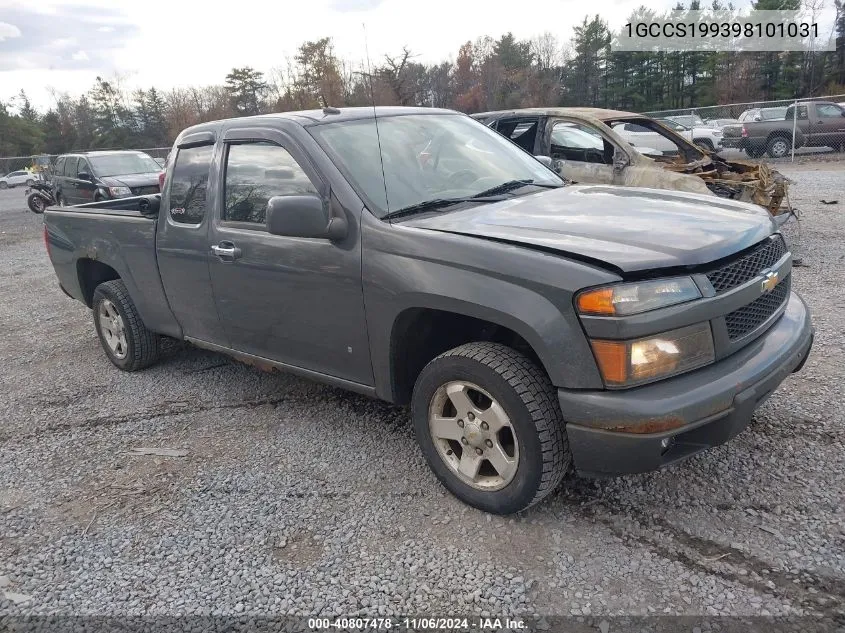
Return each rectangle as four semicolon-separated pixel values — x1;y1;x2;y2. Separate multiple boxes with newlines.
411;342;570;514
93;279;161;371
27;194;46;214
766;136;791;159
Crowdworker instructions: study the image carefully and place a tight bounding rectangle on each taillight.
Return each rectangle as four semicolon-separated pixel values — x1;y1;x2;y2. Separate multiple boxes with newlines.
43;225;52;259
741;126;748;137
158;171;165;190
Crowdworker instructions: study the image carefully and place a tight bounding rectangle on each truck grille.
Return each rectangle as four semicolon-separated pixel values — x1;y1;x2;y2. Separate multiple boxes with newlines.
706;235;787;293
131;186;160;196
725;276;790;340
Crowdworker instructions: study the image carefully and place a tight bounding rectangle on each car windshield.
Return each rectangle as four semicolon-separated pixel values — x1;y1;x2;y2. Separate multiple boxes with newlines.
88;153;161;177
309;113;562;218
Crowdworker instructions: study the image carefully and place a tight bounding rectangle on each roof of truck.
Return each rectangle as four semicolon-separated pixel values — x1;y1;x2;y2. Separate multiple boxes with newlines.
180;107;461;137
472;107;645;121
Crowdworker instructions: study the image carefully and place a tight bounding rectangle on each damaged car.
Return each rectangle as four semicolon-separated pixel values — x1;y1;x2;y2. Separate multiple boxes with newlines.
472;108;791;218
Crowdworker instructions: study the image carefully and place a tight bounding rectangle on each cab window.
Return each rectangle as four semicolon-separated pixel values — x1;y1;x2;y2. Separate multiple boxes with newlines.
223;142;318;225
168;145;213;224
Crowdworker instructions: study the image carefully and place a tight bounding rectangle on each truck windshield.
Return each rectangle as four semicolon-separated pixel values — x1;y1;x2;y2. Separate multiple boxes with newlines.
89;153;161;177
309;113;562;219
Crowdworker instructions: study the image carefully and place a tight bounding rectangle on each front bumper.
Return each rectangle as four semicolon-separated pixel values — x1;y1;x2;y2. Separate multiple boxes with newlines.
560;292;813;476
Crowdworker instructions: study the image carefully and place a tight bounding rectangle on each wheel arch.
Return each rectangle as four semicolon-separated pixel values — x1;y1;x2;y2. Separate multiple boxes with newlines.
77;258;121;308
387;302;557;406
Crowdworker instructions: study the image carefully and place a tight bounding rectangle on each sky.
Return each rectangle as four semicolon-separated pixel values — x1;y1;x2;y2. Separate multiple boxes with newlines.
0;0;749;112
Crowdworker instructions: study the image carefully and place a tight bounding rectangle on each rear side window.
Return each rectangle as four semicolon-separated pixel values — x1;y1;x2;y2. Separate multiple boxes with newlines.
223;142;318;224
169;145;213;224
493;118;538;152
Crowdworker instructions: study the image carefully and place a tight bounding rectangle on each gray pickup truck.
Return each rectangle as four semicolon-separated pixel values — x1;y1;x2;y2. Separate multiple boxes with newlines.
43;107;814;514
721;101;845;158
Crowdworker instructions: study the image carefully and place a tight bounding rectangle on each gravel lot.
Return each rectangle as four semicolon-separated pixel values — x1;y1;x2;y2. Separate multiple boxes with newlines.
1;166;843;625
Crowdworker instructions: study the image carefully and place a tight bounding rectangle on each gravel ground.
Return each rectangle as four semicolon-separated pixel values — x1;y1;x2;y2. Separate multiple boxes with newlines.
0;166;843;625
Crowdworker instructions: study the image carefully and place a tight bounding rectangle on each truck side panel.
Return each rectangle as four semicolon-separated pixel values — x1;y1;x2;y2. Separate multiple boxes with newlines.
44;208;182;338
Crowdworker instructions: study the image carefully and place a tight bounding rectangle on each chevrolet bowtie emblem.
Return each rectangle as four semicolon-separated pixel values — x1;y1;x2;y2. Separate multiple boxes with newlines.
761;270;779;293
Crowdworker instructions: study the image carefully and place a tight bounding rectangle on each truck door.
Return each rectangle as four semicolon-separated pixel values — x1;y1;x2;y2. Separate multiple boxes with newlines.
207;126;372;386
813;103;845;148
156;139;230;346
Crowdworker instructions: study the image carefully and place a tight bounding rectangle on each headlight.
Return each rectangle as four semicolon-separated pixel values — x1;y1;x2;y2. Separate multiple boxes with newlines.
590;323;715;388
576;277;701;316
108;186;132;197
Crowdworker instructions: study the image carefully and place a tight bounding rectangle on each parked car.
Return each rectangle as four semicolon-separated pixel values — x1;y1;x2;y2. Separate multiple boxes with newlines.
656;118;724;152
43;107;813;515
722;101;845;158
665;114;704;127
704;118;741;129
52;150;162;206
473;108;790;216
0;169;35;189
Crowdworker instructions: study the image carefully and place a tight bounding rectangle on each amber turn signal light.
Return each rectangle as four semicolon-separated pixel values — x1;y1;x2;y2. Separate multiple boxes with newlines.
576;287;616;315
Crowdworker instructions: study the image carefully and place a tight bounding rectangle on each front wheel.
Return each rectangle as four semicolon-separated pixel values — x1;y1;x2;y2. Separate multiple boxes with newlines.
412;342;570;514
27;194;46;214
26;179;35;187
93;279;161;371
0;182;7;189
694;139;715;152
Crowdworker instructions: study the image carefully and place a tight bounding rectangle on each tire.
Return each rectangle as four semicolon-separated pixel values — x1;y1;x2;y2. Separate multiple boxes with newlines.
411;341;570;515
744;146;765;159
766;136;791;159
92;279;161;371
694;139;715;152
26;179;35;186
27;194;46;214
0;182;7;189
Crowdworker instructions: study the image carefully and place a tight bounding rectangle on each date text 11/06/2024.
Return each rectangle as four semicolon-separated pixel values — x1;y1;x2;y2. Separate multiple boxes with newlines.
308;616;527;630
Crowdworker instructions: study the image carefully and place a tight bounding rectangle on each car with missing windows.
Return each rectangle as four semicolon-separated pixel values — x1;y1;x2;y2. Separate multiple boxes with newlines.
52;150;163;206
472;107;791;217
43;107;813;515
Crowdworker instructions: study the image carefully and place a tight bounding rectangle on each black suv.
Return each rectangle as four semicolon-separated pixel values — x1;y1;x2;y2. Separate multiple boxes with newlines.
53;150;162;206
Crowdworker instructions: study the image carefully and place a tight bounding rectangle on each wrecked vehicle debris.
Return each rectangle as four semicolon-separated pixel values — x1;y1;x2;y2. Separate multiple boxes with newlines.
472;107;792;216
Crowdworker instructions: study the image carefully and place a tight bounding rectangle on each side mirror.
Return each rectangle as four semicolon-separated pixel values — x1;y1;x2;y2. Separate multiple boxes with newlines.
266;195;347;241
77;172;91;181
613;150;630;172
534;155;553;169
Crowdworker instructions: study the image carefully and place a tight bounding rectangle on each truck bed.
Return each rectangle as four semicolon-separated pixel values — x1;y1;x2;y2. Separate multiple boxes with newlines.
43;194;181;338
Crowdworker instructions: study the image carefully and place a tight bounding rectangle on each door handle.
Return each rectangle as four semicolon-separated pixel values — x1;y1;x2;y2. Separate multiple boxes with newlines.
211;242;242;260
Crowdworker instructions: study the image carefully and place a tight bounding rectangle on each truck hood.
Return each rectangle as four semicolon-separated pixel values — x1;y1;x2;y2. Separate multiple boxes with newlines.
403;185;776;273
99;173;161;188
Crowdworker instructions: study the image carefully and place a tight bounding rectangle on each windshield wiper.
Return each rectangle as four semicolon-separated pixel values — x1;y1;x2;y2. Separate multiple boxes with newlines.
472;179;562;199
382;196;505;221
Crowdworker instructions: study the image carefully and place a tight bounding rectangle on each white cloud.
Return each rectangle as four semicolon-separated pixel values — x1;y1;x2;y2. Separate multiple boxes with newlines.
3;0;691;110
0;21;22;41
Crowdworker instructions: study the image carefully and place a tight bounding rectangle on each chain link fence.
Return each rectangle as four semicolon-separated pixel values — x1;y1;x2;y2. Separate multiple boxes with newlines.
643;94;845;162
0;147;171;180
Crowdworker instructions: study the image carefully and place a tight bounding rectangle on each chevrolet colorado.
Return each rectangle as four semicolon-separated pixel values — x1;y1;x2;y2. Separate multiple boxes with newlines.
43;107;814;514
